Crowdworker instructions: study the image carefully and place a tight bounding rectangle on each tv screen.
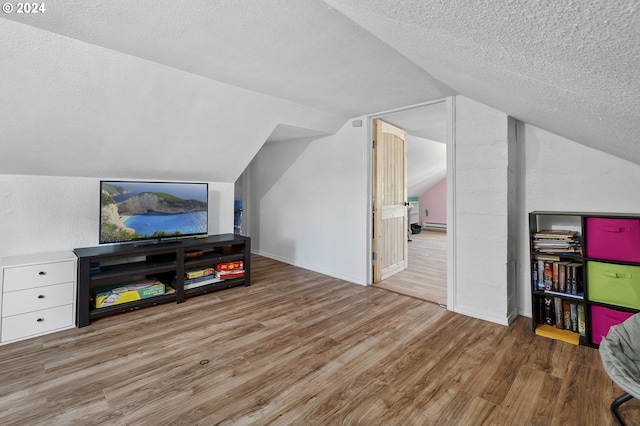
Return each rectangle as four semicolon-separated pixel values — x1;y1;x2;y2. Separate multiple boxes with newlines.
100;181;208;244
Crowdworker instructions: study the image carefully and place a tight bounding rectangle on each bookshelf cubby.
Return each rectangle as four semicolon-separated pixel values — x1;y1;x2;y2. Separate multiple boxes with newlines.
530;211;640;347
74;234;250;327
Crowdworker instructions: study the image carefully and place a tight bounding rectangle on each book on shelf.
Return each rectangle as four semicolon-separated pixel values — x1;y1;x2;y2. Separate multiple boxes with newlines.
215;269;245;279
577;304;586;336
538;300;545;324
554;297;564;329
184;267;215;279
183;274;214;285
544;297;555;326
566;262;583;295
563;302;571;331
535;254;561;261
558;262;569;292
184;277;221;290
216;261;244;272
534;230;578;239
552;262;560;291
533;229;582;255
544;261;553;291
537;259;545;290
570;303;578;332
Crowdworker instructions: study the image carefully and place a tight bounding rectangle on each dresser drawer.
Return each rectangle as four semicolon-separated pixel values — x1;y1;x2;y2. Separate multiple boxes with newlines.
1;304;74;342
2;282;74;317
587;261;640;310
3;260;75;292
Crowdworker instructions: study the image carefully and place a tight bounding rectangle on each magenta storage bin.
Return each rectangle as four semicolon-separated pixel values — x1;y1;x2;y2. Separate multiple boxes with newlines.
590;305;634;345
585;217;640;262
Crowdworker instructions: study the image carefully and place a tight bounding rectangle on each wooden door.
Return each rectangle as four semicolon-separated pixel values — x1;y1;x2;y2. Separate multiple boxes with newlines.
373;119;408;283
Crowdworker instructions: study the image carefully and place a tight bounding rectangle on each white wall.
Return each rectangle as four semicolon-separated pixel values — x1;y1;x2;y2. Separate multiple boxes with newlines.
518;124;640;317
406;134;447;198
419;177;447;225
245;118;369;285
452;96;517;325
0;174;234;258
0;19;347;184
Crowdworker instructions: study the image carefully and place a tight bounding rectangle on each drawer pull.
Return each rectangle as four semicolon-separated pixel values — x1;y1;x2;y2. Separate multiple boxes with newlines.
36;318;44;322
38;295;45;299
603;271;632;279
38;271;46;276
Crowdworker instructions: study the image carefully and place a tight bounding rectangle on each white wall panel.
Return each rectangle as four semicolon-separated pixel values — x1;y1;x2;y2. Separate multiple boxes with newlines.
0;175;233;257
245;119;369;285
518;124;640;317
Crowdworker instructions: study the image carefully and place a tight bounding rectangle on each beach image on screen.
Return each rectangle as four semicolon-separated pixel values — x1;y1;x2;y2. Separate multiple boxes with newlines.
100;181;208;243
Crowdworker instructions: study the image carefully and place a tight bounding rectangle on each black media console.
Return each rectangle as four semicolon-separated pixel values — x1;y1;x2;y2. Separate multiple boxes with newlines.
74;234;250;327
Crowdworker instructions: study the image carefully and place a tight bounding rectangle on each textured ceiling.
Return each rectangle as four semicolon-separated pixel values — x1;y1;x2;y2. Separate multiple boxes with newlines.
379;102;447;143
378;102;447;197
327;0;640;164
1;0;638;182
0;0;452;117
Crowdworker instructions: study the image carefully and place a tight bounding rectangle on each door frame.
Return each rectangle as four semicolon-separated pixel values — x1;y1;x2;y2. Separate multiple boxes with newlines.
365;97;457;312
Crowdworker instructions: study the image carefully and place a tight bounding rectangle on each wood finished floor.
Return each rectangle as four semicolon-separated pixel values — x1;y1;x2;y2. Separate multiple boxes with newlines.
0;254;638;425
374;229;447;306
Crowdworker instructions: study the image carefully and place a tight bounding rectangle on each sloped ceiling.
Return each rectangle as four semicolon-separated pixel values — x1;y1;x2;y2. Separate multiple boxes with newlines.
1;0;638;182
379;102;447;197
327;0;640;165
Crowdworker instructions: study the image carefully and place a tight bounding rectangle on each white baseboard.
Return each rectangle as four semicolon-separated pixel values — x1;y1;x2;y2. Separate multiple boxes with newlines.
452;304;511;326
251;249;367;286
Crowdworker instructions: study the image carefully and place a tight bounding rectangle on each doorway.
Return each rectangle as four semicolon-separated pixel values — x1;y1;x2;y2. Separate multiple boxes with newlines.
370;100;449;306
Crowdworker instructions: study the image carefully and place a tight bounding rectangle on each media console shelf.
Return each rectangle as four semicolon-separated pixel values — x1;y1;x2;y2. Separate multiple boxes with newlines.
74;234;250;327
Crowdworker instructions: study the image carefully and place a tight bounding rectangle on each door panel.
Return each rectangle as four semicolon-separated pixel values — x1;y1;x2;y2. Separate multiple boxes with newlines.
373;119;408;283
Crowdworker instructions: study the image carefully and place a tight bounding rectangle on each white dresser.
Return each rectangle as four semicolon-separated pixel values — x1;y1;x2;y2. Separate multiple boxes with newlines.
0;251;76;344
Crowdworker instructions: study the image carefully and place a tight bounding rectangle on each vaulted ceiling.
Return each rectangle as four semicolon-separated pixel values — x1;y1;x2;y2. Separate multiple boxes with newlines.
1;0;638;181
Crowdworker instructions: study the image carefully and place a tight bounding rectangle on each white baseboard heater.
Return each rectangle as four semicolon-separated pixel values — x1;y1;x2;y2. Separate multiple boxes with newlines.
423;222;447;230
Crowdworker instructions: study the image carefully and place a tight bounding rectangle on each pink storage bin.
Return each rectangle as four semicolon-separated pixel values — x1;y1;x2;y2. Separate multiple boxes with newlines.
590;304;634;345
585;217;640;262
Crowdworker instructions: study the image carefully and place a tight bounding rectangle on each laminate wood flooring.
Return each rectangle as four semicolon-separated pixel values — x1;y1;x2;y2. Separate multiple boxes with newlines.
374;229;447;306
0;254;636;425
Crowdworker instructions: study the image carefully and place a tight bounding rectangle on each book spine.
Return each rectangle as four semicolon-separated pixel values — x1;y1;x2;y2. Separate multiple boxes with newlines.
554;297;564;329
577;304;586;336
538;260;545;290
532;262;538;290
538;298;545;324
558;263;566;293
563;302;571;330
552;262;559;291
544;262;553;291
576;264;583;294
544;297;555;326
570;303;578;332
567;264;574;295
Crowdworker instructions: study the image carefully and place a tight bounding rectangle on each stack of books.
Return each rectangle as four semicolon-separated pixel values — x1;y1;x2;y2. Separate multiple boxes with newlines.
215;261;245;279
533;230;581;255
183;267;219;290
182;261;245;289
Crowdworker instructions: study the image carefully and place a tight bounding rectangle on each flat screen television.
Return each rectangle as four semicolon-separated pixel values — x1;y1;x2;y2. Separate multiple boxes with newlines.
99;180;208;244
